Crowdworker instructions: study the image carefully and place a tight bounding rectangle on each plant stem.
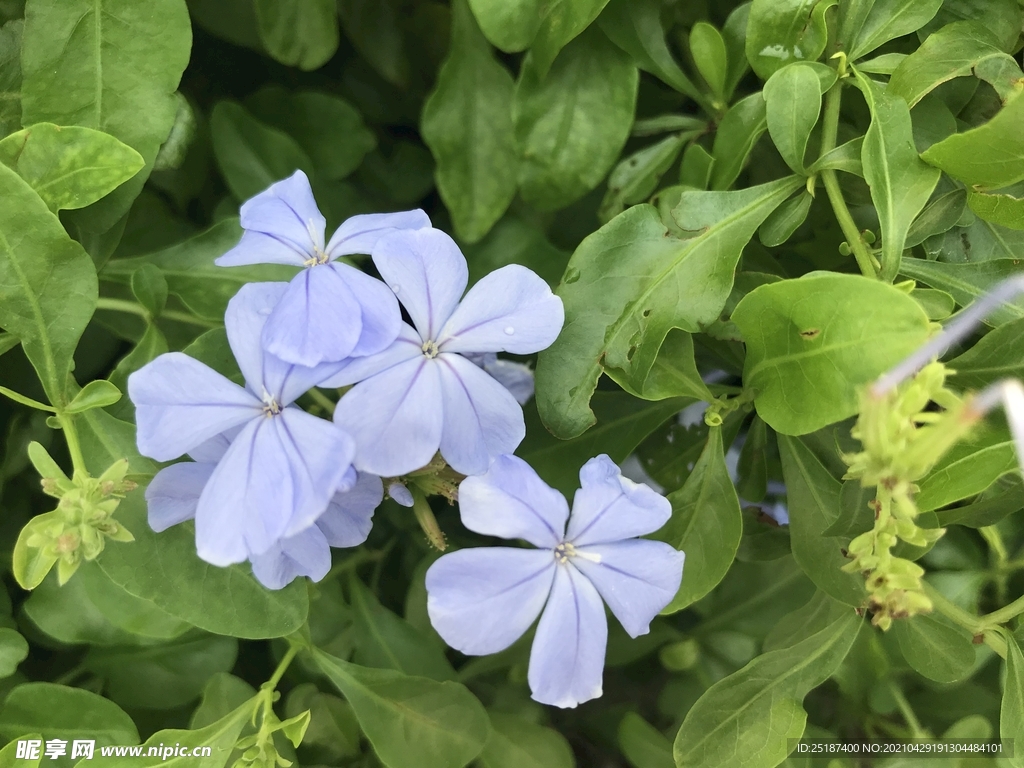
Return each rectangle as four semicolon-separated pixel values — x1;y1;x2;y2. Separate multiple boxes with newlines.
980;593;1024;627
923;582;983;634
981;525;1010;605
324;548;385;581
888;681;928;739
58;413;88;478
306;388;336;415
263;643;299;692
95;297;218;329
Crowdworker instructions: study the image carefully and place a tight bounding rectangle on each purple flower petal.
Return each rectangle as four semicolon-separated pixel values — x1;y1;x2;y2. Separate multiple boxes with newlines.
438;265;564;355
331;262;403;358
334;357;444;476
566;455;672;546
326;209;432;259
528;564;607;709
570;540;684;638
436;354;525;476
130;353;260;462
187;433;232;463
250;524;332;590
372;228;468;341
319;323;423;389
146;462;215;532
387;481;414;508
482;356;535;405
316;472;383;547
426;547;556;655
216;171;325;267
458;454;567;548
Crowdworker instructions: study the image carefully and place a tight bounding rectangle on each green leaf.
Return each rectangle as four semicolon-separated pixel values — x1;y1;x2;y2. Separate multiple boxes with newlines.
847;0;942;61
536;178;801;439
529;0;612;79
463;214;569;288
23;570;139;646
314;647;490;768
130;264;168;318
607;329;715;403
967;190;1024;231
905;188;967;248
759;190;813;246
514;25;638;211
920;89;1024;190
809;136;863;176
421;0;516;243
0;163;97;405
0;732;41;768
0;20;22;139
284;684;360;761
915;427;1019;512
466;0;544;52
854;73;940;282
618;712;673;768
79;561;191;640
77;406;157;477
763;64;822;174
778;434;866;607
96;490;309;639
679;143;715;189
1001;632;1024;768
0;123;143;212
65;380;121;414
253;0;338;71
762;589;850;652
349;576;455;681
744;0;837;80
948;317;1024;388
477;714;575;768
900;257;1024;326
673;610;862;768
709;92;767;190
657;427;742;613
246;88;376;181
598;0;700;100
690;23;728;101
0;682;139;747
922;0;1023;53
210;101;313;202
0;629;27;678
734;273;932;435
737;416;770;503
894;612;975;683
600;134;689;223
190;673;257;729
20;0;191;231
336;0;411;89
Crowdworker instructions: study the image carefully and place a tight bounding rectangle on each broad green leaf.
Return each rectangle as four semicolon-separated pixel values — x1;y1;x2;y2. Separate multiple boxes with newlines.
529;0;612;79
657;427;742;613
536;178;801;439
1001;632;1024;768
916;427;1019;511
253;0;338;71
618;712;673;768
847;0;942;61
923;216;1024;264
467;0;544;52
77;406;157;477
284;684;360;761
759;190;813;246
0;732;41;768
778;434;866;606
920;90;1024;190
65;380;121;414
463;214;569;288
905;188;966;248
889;21;1019;107
809;137;863;176
336;0;411;89
0;20;21;139
247;87;376;180
520;392;689;497
949;317;1024;389
894;612;974;683
421;0;516;243
690;23;728;101
673;610;862;768
97;491;309;639
734;273;932;435
679;143;715;189
0;629;27;678
911;287;955;319
0;163;97;405
744;0;837;80
477;714;575;768
12;511;60;590
599;0;700;100
23;571;139;646
737;415;770;502
0;683;139;747
78;561;191;640
922;0;1023;53
762;590;852;652
607;330;715;403
186;0;263;52
102;219;296;321
515;25;638;211
763;64;822;174
709;92;767;190
900;257;1024;326
822;480;875;538
210;101;313;202
314;647;490;768
854;73;940;282
967;190;1024;231
130;264;168;318
349;577;455;681
600;134;689;223
20;0;191;231
190;673;257;728
0;123;143;212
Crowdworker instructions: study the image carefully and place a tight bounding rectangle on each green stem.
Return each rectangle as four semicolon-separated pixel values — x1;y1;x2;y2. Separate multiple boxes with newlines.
306;388;336;415
95;297;218;329
58;413;88;478
980;593;1024;627
263;643;299;693
923;582;983;634
982;526;1010;605
0;385;56;412
888;681;928;738
324;548;385;581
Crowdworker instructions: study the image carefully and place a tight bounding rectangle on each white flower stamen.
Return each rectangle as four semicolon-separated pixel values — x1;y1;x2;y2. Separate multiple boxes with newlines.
261;390;282;417
553;541;601;565
421;340;440;359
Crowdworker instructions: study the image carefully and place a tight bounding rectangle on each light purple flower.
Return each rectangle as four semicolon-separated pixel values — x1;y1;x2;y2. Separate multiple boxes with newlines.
215;170;431;366
425;454;685;709
325;228;564;477
466;353;535;405
129;282;356;566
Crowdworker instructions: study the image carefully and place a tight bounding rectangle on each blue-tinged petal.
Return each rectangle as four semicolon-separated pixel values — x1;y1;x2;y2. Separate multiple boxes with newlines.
332;262;403;358
316;472;383;547
565;455;672;546
250;524;332;590
146;462;215;532
438;265;564;355
436;353;525;476
130;353;260;462
319;323;422;389
334;357;444;476
387;481;414;508
325;210;432;259
187;432;232;463
426;547;555;655
458;456;567;548
570;540;684;638
528;564;607;709
216;171;324;267
483;356;535;405
372;229;468;341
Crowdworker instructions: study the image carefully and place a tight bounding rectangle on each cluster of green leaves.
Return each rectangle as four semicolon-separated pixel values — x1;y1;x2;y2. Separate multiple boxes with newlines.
1;0;1024;766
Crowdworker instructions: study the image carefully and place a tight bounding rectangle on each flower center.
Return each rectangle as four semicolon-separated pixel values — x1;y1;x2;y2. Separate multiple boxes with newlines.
261;392;282;417
302;246;330;267
553;542;601;565
421;340;440;359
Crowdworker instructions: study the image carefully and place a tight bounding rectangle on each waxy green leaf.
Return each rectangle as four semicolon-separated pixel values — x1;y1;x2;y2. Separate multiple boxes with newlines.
948;317;1024;389
529;0;612;79
895;612;975;683
477;714;575;768
0;683;139;749
600;133;689;223
0;20;21;140
900;257;1024;326
1001;632;1024;767
763;63;823;174
253;0;338;71
744;0;837;80
916;427;1019;512
690;23;728;101
467;0;544;52
710;92;767;190
847;0;942;61
967;191;1024;231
